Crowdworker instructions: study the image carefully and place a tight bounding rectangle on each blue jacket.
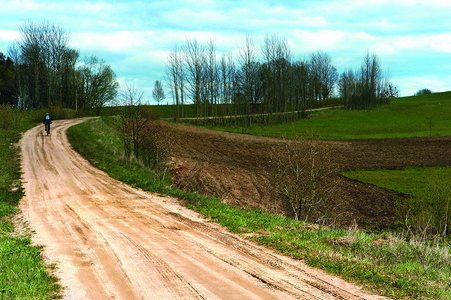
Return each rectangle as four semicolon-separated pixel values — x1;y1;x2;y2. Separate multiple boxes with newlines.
43;115;52;124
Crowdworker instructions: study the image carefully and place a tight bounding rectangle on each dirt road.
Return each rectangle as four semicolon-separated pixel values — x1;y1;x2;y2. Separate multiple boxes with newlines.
20;119;385;299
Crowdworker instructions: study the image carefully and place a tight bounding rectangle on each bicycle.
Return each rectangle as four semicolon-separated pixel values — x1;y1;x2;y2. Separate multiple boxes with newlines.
44;123;50;136
43;113;51;136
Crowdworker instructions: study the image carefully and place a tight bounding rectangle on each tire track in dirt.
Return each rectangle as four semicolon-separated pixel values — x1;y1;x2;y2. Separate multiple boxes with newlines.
122;233;206;299
19;118;387;299
167;211;371;300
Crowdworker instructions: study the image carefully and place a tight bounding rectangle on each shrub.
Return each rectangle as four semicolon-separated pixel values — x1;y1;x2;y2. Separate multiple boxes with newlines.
415;89;432;96
139;120;173;179
0;105;21;130
29;107;81;124
115;84;173;180
264;129;340;222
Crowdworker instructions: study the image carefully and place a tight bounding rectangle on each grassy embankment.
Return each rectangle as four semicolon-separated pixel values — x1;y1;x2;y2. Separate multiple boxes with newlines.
0;107;70;300
68;92;451;300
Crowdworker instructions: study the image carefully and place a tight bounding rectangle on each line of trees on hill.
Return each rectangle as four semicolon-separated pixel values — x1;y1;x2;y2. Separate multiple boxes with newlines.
0;22;118;113
167;35;399;119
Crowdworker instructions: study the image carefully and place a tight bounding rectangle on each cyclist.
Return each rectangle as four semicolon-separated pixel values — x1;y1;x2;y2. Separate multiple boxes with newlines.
43;113;52;135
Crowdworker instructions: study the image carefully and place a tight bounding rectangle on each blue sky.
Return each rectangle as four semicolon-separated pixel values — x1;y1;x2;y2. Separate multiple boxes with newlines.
1;0;450;103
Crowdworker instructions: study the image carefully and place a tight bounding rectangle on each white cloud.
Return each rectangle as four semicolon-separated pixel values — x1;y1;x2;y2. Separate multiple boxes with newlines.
71;30;162;55
372;43;396;55
291;30;374;53
165;9;229;30
397;74;451;96
0;30;20;44
430;34;451;54
3;0;127;34
393;34;451;54
260;6;328;27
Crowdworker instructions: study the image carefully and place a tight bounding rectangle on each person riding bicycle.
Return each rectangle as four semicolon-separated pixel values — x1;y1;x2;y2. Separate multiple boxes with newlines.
43;113;52;135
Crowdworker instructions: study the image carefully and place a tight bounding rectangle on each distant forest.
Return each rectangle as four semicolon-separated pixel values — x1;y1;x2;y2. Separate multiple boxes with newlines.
0;22;118;113
166;35;399;119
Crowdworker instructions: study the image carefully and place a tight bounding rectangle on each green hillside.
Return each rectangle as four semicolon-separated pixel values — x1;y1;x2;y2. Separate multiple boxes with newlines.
212;91;451;140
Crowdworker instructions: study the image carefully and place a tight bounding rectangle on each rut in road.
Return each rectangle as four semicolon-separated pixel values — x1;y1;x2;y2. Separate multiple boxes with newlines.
19;118;387;300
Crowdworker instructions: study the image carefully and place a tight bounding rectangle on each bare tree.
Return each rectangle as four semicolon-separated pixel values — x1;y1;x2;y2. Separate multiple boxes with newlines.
275;37;291;112
291;59;311;113
152;80;165;105
265;130;340;222
360;51;380;108
310;51;337;101
166;45;185;117
184;38;206;117
342;52;388;110
44;22;70;107
118;84;147;159
118;83;171;178
261;35;292;113
339;69;357;109
16;21;75;109
309;52;322;102
206;39;219;118
61;48;80;109
238;35;259;115
17;22;46;108
261;35;277;114
219;52;235;115
319;53;338;101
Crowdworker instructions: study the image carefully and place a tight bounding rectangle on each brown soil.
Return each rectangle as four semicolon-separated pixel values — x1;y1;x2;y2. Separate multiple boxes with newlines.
20;118;388;299
169;123;451;229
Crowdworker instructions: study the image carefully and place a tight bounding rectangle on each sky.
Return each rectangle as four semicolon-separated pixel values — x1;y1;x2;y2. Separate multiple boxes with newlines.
1;0;450;104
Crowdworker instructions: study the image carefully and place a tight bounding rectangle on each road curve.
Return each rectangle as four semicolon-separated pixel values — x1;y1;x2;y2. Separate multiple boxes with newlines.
20;118;386;300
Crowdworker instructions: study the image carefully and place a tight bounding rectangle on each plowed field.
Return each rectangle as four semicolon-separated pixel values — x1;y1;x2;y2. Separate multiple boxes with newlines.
170;123;451;228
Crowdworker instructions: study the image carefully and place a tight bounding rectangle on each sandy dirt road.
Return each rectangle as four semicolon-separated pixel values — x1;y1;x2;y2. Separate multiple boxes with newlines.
19;118;386;300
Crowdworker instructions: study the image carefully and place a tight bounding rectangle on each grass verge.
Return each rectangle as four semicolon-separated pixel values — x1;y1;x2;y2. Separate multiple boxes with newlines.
0;110;61;300
67;117;451;299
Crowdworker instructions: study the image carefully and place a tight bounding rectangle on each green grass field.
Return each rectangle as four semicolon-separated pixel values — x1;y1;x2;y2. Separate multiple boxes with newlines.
343;167;451;199
210;92;451;139
344;166;451;239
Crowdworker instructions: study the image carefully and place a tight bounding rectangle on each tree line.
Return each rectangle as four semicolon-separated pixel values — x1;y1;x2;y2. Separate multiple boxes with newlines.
0;21;118;113
338;52;399;110
166;35;398;120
